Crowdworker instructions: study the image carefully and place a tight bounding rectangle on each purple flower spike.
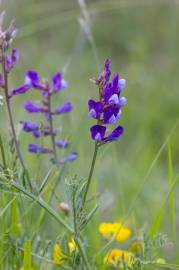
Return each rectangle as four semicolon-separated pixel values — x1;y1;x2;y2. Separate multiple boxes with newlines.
90;125;106;141
20;121;39;132
66;152;78;162
104;126;124;142
88;99;103;119
24;100;46;113
53;102;73;115
21;67;75;162
56;140;69;148
28;144;52;154
88;58;127;144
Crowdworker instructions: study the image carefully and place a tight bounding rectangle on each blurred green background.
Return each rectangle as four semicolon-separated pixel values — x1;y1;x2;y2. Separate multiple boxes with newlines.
1;0;179;263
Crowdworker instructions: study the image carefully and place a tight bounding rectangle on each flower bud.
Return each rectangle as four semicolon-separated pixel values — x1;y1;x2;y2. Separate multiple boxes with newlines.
59;202;70;215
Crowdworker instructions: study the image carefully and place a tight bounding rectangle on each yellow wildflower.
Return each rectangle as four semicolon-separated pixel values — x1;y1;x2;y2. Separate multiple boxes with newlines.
53;243;65;265
68;238;77;253
104;249;134;268
99;222;131;242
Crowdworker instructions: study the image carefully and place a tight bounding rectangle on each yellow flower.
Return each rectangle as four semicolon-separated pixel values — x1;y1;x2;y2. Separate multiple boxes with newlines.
104;249;134;268
99;222;131;242
52;243;65;265
68;238;77;253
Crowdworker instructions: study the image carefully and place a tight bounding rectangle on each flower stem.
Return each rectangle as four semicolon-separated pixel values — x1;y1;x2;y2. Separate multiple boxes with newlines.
47;95;57;163
83;141;98;206
1;49;31;188
74;238;90;270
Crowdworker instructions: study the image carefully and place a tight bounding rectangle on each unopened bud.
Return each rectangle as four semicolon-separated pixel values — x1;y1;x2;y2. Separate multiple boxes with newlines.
59;202;70;215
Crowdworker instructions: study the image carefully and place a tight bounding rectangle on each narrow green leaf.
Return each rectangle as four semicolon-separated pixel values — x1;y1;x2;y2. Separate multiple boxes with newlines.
150;208;164;237
150;175;179;237
80;205;98;229
0;134;6;168
168;143;176;239
0;196;16;217
38;169;53;194
24;240;31;270
10;193;18;237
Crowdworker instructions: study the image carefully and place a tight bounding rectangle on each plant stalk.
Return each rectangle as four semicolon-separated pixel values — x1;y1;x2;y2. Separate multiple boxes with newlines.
1;50;25;170
47;95;57;163
83;141;98;206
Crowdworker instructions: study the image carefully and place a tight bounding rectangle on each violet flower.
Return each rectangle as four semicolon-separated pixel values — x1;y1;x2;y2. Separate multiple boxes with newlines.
28;144;52;154
88;59;127;144
20;70;77;164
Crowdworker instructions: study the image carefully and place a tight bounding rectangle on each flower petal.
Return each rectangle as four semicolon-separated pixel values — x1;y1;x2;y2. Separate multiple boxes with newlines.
90;125;106;141
66;152;78;162
56;140;69;148
24;100;46;113
118;79;126;91
103;126;124;142
50;72;68;94
53;102;73;114
25;70;40;88
28;144;52;154
11;48;20;66
103;105;120;124
10;85;30;96
20;121;39;132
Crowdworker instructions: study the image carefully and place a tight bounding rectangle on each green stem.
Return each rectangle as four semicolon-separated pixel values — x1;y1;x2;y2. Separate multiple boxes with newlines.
1;49;32;190
47;95;57;163
75;238;90;270
1;51;25;169
11;181;73;233
83;142;98;206
0;134;7;168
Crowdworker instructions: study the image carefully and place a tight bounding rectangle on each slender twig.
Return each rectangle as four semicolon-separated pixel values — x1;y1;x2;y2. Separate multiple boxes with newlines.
1;49;32;190
47;95;57;163
82;142;98;206
1;50;25;169
74;238;90;270
0;134;7;168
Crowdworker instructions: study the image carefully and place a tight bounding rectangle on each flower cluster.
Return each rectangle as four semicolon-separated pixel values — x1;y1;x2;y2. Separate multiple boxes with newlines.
10;68;77;164
99;222;131;242
104;249;134;268
88;59;127;144
99;221;135;268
